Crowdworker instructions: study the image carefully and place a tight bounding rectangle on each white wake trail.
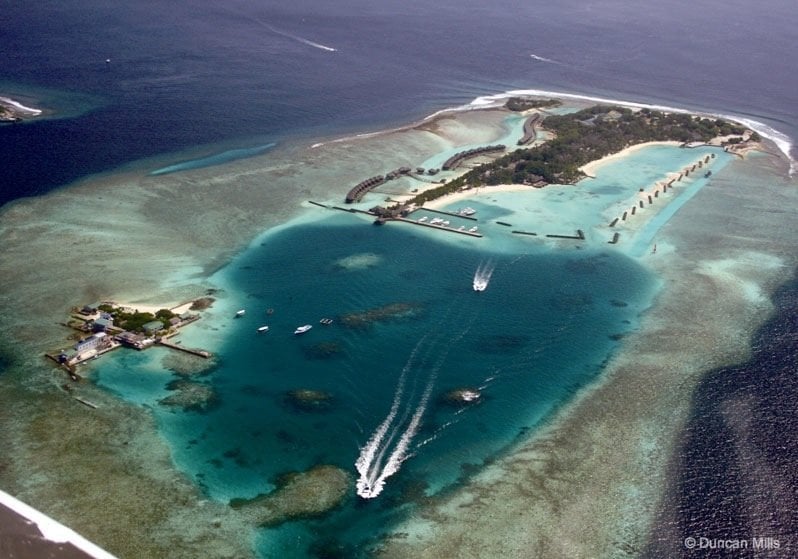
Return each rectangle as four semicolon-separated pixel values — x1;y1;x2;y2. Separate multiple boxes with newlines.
259;20;337;52
355;336;427;498
356;318;476;499
529;53;559;64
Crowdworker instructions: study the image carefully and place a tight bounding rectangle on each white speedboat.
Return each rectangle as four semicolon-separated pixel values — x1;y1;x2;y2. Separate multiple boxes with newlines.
459;207;476;216
294;324;313;335
418;216;428;222
468;226;479;232
235;309;246;317
257;325;269;332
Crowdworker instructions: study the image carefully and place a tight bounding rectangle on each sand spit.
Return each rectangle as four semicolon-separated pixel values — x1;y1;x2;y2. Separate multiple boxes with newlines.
0;108;511;557
376;153;797;558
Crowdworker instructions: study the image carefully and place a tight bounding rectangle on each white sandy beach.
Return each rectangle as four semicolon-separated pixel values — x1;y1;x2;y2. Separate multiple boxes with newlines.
579;140;681;177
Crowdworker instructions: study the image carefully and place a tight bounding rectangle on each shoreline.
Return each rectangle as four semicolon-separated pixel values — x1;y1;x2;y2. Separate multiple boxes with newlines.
579;140;681;177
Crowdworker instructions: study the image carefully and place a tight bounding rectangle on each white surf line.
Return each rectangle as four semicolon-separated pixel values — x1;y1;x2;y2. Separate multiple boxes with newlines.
0;489;118;558
0;96;42;115
442;88;796;170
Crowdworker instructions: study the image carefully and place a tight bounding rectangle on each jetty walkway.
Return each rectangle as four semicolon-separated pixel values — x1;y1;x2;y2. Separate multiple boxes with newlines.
442;145;506;171
517;114;542;145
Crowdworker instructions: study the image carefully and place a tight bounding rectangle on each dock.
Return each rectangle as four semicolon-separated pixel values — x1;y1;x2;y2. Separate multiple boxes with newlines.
157;338;212;359
511;230;538;236
417;207;478;221
545;229;585;240
389;217;483;237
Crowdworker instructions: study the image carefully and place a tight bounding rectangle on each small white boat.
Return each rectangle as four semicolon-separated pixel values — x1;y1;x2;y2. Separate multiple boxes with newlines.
442;220;450;226
257;325;269;332
468;226;478;232
418;216;428;222
430;217;444;225
235;309;246;317
294;324;313;335
459;207;476;216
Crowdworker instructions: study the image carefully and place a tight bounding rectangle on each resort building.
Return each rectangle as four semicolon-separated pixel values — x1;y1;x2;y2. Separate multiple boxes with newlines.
74;332;108;354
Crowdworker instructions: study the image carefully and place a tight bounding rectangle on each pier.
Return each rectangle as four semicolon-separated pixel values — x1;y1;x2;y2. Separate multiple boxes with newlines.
545;229;585;240
417;207;479;221
441;145;506;171
157;338;212;358
517;114;542;145
511;230;538;236
387;217;483;237
345;175;386;203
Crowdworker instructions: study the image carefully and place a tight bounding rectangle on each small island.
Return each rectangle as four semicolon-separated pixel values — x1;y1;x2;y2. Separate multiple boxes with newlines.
46;300;212;377
0;95;43;122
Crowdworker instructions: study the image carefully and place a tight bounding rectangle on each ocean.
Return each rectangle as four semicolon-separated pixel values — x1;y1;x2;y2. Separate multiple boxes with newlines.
1;1;796;557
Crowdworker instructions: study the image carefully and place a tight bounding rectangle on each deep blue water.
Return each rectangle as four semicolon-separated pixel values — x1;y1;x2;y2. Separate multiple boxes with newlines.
2;0;796;203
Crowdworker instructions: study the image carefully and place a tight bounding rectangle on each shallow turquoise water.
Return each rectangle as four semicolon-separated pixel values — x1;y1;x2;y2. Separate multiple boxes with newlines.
97;209;657;556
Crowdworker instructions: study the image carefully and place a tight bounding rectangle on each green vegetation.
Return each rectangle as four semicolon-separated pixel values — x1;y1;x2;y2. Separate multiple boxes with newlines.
405;106;747;206
505;97;562;112
104;307;175;332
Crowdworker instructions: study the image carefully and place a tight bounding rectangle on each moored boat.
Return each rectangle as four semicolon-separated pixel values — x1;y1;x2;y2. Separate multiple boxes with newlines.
235;309;246;317
294;324;313;335
257;325;269;332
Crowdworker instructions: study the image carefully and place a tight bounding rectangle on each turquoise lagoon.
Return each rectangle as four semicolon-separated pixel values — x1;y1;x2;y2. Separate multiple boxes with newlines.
95;143;730;556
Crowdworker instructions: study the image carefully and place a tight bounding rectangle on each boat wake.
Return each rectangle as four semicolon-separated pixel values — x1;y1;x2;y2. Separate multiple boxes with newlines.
529;53;559;64
355;319;473;499
259;20;337;52
473;259;495;292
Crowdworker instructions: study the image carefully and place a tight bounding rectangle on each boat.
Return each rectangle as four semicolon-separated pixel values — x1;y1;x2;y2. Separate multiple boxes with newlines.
468;226;479;232
257;325;269;332
418;216;428;222
429;217;444;225
235;309;246;317
319;318;333;325
458;207;476;216
294;324;313;335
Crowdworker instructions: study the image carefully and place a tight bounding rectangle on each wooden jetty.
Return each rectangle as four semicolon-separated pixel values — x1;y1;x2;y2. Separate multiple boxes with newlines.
442;145;506;171
389;217;483;237
545;229;585;240
157;338;212;358
511;230;538;236
517;113;542;145
345;175;386;203
418;207;479;221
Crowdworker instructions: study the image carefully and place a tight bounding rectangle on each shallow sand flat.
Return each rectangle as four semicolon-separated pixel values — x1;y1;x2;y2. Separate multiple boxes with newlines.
0;108;513;557
375;152;797;558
